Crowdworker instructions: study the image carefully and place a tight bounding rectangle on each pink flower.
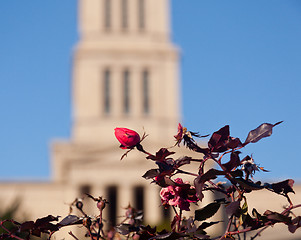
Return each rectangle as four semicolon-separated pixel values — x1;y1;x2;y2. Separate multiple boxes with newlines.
174;123;184;146
159;178;198;211
114;128;141;149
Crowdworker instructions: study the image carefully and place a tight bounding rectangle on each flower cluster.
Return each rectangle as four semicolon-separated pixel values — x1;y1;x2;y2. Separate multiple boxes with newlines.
160;178;198;211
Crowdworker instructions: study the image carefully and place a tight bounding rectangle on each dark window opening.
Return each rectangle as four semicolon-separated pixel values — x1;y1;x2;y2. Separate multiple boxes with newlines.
104;0;111;30
123;70;130;114
142;70;149;114
121;0;128;29
134;186;144;211
104;69;110;113
138;0;145;30
107;186;117;227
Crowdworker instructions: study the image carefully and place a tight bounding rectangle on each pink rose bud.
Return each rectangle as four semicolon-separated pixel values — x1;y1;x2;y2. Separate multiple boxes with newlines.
114;128;141;149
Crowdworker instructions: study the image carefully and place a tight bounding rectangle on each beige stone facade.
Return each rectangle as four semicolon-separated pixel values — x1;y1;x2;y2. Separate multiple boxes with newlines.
0;1;301;239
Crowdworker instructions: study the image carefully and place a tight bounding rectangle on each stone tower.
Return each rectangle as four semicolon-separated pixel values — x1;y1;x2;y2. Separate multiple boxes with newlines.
72;0;180;147
52;0;181;226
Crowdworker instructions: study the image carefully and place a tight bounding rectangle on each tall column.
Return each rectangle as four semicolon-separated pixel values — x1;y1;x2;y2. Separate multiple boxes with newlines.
144;185;161;224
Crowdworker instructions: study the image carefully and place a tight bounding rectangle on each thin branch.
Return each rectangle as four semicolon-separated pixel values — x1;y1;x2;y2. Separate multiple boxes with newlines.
69;231;80;240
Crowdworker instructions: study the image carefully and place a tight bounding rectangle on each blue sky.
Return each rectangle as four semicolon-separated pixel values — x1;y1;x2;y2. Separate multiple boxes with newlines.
0;1;300;182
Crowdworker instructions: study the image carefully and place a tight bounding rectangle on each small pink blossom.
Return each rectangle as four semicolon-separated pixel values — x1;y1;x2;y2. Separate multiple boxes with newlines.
159;178;198;211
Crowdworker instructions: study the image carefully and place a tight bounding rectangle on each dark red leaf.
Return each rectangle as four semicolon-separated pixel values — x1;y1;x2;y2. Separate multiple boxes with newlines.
116;224;139;235
235;178;264;191
146;148;175;162
152;231;182;240
263;210;292;224
267;179;295;195
34;215;59;227
31;228;42;237
231;169;244;177
252;208;263;219
227;137;242;149
194;169;224;201
195;202;221;221
182;135;209;154
20;221;34;231
142;169;160;179
208;125;230;152
226;201;240;216
154;176;176;187
198;221;220;230
222;151;241;172
174;156;191;167
243;121;283;145
288;216;301;233
58;215;82;227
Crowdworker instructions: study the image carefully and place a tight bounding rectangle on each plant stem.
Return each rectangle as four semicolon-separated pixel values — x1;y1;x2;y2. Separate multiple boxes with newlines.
177;209;182;232
219;215;233;240
69;231;80;240
172;205;179;217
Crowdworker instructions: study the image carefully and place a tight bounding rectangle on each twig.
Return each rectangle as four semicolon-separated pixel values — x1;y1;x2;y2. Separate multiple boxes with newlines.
177;209;182;232
69;231;80;240
219;215;233;240
172;205;179;217
250;226;269;240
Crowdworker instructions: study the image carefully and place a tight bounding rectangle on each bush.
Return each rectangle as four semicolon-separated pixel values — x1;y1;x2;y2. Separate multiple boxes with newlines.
1;122;301;240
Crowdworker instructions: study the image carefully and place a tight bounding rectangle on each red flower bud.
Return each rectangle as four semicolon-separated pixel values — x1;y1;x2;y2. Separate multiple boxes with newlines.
114;128;141;149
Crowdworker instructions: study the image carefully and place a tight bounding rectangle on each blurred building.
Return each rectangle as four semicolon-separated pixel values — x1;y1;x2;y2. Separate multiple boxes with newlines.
0;0;214;238
1;1;301;239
